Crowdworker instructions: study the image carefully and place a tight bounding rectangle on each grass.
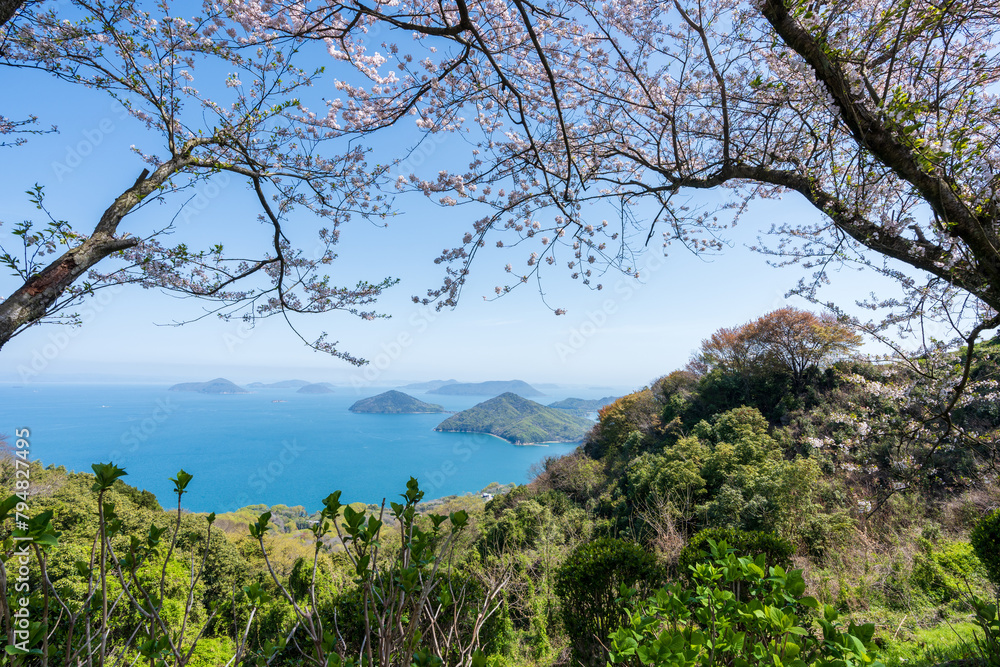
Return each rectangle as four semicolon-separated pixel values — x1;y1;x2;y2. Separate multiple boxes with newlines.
882;620;982;667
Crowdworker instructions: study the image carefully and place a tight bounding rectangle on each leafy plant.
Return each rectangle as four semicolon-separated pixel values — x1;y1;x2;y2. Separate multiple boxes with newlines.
971;508;1000;589
555;537;663;665
608;539;884;667
678;527;793;578
0;462;511;666
967;594;1000;665
252;477;510;666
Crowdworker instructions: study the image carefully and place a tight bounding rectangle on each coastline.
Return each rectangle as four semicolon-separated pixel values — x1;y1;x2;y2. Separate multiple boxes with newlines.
434;428;582;447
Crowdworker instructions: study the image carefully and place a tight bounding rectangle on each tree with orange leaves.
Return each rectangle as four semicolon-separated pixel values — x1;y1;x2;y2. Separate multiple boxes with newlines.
690;308;863;388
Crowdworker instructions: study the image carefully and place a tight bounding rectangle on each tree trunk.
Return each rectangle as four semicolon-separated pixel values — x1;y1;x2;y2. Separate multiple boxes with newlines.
0;233;138;347
0;160;190;349
0;0;26;28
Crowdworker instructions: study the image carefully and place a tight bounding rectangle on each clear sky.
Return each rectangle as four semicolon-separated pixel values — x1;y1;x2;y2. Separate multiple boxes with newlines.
0;49;908;392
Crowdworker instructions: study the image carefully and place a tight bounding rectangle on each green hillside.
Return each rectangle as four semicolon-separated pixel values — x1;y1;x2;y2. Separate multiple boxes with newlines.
168;377;249;394
247;379;311;388
428;380;544;397
396;379;459;392
349;390;445;414
434;392;592;443
297;382;335;394
548;396;619;416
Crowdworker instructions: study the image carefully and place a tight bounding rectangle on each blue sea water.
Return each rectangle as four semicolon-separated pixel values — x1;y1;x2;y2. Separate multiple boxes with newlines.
1;384;592;513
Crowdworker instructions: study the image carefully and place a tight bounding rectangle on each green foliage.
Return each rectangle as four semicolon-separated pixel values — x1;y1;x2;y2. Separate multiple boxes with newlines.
90;461;128;492
3;308;999;667
532;452;607;505
798;511;855;560
185;637;237;667
678;527;793;578
610;405;823;541
911;538;984;603
968;594;1000;664
880;621;981;667
971;508;1000;588
436;392;593;443
555;537;662;665
585;389;660;459
608;541;883;667
348;390;445;413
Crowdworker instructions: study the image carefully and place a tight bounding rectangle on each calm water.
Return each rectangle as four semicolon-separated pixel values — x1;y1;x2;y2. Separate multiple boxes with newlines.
1;384;592;512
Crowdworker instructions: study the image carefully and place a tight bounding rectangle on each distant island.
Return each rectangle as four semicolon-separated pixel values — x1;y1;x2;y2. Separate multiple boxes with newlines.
397;379;459;392
297;383;335;394
428;380;543;397
247;380;311;389
349;390;446;414
434;393;592;444
168;378;249;394
548;396;619;416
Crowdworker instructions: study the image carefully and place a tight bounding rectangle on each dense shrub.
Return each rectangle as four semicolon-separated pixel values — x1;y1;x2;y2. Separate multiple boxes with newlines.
971;508;1000;588
555;537;663;666
608;541;882;667
911;538;985;603
799;511;854;559
677;527;793;576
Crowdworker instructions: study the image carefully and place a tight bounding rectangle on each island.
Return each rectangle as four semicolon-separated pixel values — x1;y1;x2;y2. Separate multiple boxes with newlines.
434;393;593;444
168;378;249;394
349;390;446;414
396;379;459;392
428;380;544;397
548;396;619;416
297;383;336;394
247;380;311;389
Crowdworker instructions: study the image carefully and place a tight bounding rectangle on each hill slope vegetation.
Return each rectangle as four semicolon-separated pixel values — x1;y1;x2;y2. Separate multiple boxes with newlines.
435;392;592;443
349;390;445;414
428;380;544;397
168;378;248;394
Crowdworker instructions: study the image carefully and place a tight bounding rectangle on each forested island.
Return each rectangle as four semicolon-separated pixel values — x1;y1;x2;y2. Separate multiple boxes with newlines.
3;308;1000;667
434;392;592;443
168;378;249;394
247;380;311;389
349;390;445;414
397;379;459;392
428;379;544;397
296;383;336;394
548;396;619;416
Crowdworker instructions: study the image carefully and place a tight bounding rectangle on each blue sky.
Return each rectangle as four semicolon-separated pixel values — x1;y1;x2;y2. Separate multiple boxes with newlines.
0;47;906;391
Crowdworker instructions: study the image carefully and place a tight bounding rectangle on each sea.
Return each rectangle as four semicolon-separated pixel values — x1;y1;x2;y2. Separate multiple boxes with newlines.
0;383;618;514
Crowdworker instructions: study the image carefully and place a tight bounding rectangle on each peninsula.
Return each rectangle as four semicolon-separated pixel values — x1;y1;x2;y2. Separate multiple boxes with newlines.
434;393;592;444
